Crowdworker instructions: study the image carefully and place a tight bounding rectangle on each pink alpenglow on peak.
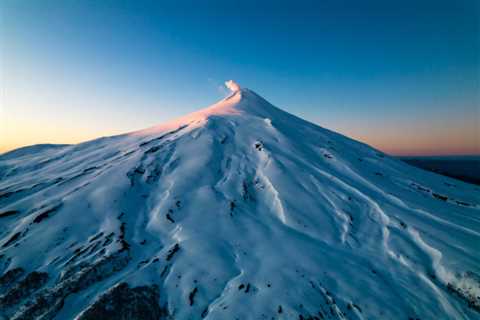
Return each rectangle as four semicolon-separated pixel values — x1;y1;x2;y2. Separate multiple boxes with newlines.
225;80;241;92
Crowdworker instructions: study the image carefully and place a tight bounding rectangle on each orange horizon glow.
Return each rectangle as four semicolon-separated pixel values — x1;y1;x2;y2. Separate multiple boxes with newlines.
2;121;478;157
2;0;478;159
2;86;478;157
351;128;479;156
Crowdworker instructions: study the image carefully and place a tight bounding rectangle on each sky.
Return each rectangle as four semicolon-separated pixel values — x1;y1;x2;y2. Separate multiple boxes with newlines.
1;0;479;156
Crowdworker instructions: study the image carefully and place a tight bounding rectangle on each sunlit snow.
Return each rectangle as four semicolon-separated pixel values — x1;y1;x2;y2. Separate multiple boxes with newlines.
0;84;479;319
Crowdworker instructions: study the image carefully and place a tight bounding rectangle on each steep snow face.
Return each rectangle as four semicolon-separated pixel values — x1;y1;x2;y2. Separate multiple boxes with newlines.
0;85;479;320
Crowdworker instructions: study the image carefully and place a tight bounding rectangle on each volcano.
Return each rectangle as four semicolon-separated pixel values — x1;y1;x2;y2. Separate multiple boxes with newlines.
0;82;479;319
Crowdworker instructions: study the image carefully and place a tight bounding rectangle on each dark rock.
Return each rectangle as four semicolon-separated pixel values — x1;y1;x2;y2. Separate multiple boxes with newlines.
166;243;180;261
77;282;167;320
32;204;62;224
447;281;480;312
145;146;160;154
82;167;97;174
2;232;22;248
0;210;20;218
166;213;175;223
455;200;471;207
0;267;24;294
11;251;130;320
134;167;145;174
0;271;49;307
432;193;448;201
160;265;169;277
103;232;115;247
188;287;198;306
201;307;209;318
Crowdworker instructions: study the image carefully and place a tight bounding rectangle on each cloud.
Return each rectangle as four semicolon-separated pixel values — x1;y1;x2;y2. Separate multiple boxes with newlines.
225;80;241;92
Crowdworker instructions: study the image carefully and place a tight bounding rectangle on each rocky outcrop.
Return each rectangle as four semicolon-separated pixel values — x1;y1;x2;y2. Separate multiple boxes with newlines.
0;271;49;307
11;251;130;320
77;282;167;320
0;270;49;319
0;267;24;294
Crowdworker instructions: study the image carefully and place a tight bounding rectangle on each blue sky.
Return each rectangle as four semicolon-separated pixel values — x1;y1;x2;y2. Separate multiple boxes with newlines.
1;0;479;155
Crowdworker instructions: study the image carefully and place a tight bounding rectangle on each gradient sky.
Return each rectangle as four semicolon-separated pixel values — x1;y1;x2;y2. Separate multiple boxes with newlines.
1;0;479;155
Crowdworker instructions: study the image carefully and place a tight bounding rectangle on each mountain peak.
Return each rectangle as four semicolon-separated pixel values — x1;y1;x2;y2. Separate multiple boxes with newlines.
0;82;479;320
132;84;272;136
225;80;241;92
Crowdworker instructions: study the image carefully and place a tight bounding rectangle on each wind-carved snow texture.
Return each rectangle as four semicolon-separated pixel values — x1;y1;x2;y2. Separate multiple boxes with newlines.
0;84;479;319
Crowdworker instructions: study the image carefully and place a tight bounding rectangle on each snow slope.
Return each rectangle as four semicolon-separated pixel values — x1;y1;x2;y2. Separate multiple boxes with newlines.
0;82;479;319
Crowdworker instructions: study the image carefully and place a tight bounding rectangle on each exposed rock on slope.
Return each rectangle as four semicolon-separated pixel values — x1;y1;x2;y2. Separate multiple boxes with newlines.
77;283;166;320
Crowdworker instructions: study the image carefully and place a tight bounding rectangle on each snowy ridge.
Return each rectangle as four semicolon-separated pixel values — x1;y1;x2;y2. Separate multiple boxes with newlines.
0;83;479;319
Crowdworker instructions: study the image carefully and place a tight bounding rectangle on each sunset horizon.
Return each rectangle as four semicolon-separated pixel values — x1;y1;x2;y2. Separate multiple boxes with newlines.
1;0;478;157
1;85;479;157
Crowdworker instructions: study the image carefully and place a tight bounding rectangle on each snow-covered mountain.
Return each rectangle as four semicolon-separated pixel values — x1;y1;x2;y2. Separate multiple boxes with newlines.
0;82;479;320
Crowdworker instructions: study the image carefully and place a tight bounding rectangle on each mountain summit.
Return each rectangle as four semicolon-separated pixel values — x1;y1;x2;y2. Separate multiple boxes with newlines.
0;83;479;319
225;80;241;92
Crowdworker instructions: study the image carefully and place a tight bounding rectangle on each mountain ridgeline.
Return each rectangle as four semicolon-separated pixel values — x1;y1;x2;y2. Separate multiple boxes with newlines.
0;83;479;319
